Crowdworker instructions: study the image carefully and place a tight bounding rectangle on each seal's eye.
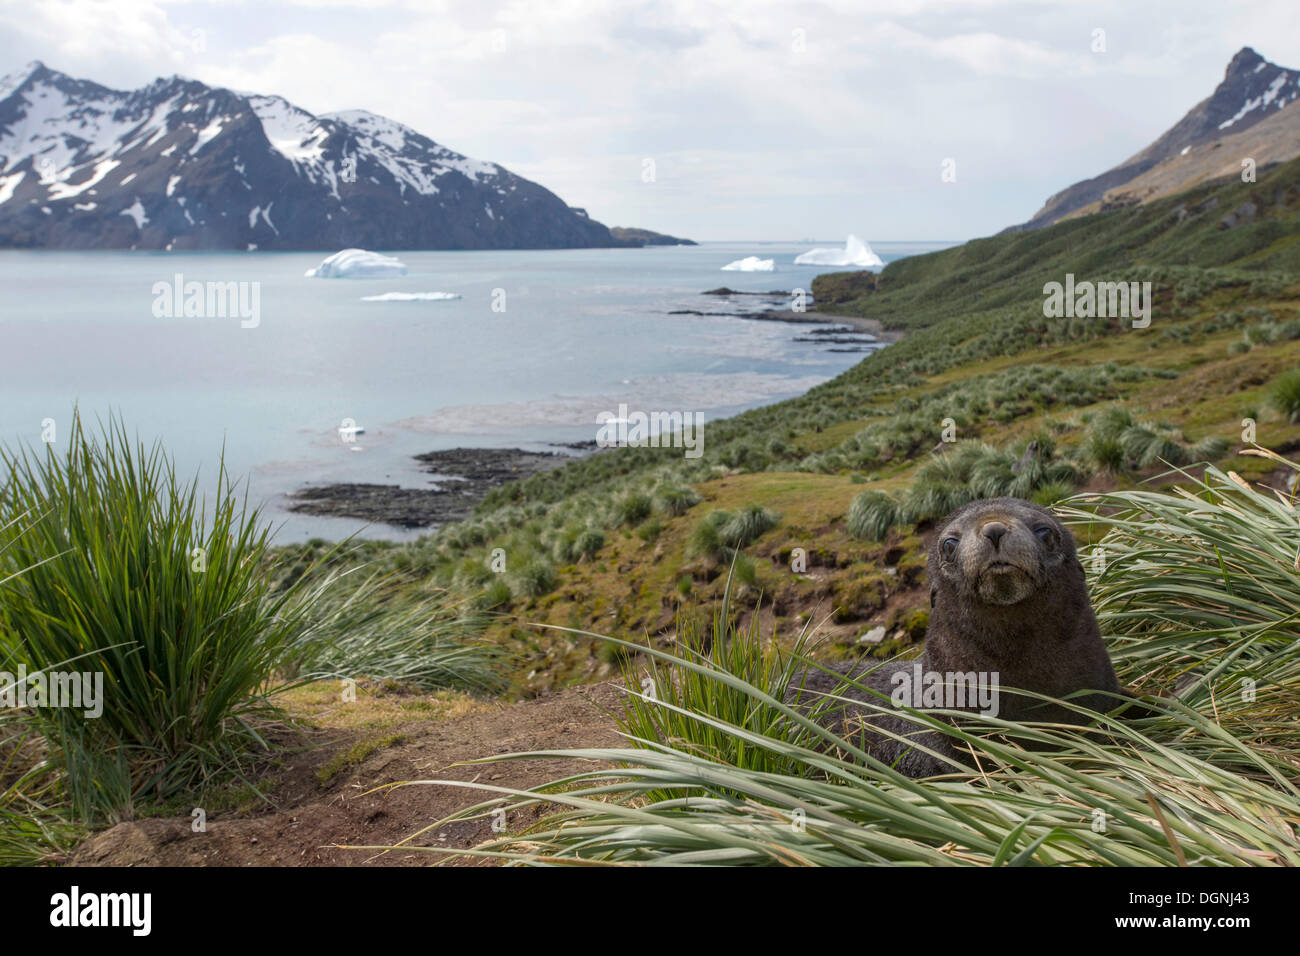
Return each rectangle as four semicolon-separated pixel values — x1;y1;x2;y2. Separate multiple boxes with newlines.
1034;525;1057;546
940;536;959;560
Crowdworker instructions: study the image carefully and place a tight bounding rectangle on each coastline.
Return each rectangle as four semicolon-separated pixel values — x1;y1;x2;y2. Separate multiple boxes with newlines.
286;278;896;534
742;306;903;341
695;284;902;341
287;447;584;529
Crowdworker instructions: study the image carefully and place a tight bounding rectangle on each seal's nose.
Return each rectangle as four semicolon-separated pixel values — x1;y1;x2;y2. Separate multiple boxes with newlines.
981;521;1008;549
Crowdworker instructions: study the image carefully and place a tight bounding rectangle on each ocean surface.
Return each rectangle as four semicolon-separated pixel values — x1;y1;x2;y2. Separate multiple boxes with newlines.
0;240;955;542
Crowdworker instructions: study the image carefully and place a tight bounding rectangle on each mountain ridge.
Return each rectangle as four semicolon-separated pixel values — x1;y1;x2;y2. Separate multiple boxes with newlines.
1008;46;1300;232
0;61;632;250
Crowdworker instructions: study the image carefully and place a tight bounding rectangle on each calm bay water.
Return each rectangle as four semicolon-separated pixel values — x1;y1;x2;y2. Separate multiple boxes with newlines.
0;240;953;542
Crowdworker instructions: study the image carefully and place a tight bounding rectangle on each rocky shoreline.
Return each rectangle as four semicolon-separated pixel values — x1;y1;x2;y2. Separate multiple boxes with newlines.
689;286;902;340
288;447;583;529
288;282;896;531
743;308;901;341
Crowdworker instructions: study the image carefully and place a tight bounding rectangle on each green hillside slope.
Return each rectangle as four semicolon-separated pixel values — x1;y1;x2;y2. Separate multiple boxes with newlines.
280;158;1300;694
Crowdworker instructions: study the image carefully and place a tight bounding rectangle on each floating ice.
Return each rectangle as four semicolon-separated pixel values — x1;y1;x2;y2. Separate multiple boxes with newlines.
721;256;775;272
305;248;408;278
793;235;884;268
360;291;461;301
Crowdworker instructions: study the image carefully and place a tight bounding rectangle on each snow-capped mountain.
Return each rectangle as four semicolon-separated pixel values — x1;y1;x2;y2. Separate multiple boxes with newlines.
1011;47;1300;231
0;61;622;250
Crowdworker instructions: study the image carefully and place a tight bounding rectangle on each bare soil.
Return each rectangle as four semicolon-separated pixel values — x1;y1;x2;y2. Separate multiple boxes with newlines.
70;682;625;867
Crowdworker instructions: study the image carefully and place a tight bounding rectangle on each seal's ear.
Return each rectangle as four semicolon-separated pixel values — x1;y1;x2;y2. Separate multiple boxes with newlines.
930;585;937;609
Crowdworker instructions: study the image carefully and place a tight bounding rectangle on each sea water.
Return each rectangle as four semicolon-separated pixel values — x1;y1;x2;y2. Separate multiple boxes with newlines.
0;240;954;541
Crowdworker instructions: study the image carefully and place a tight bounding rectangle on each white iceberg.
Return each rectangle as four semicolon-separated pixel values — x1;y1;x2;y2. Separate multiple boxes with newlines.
793;235;884;268
360;291;461;301
305;248;408;278
721;256;775;272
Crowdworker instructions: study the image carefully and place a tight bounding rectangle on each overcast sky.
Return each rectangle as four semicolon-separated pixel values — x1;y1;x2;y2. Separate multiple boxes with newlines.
3;0;1299;241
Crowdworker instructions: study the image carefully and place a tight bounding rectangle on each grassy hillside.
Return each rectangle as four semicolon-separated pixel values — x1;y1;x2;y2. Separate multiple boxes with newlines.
278;157;1300;696
5;157;1300;867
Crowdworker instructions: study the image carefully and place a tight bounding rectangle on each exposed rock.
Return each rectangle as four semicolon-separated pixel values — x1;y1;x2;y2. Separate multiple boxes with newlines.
810;270;882;305
1219;200;1259;229
1008;47;1300;232
701;287;792;296
609;226;697;246
288;448;577;528
1010;440;1040;475
858;625;888;645
0;61;623;250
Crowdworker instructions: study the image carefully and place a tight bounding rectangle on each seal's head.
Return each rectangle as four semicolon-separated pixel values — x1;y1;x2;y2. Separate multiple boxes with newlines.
928;497;1077;607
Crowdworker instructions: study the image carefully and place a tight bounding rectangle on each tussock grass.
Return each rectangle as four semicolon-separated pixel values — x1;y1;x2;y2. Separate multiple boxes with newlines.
1269;369;1300;423
284;576;504;695
846;490;900;541
718;505;780;549
0;414;502;825
0;414;315;817
614;577;833;793
0;720;79;865
513;558;558;598
688;505;780;561
847;440;1084;538
1086;408;1229;471
386;456;1300;866
1059;448;1300;768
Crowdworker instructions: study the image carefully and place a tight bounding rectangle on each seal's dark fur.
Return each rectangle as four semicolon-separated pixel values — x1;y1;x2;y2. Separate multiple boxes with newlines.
788;497;1122;776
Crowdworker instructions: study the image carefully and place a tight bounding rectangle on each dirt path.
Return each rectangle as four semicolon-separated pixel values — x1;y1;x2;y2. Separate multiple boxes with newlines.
71;682;625;867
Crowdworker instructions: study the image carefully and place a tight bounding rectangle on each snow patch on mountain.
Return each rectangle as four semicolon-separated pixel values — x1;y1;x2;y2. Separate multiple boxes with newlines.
251;97;320;154
327;110;407;151
0;170;24;204
0;75;161;180
1219;71;1298;129
119;198;147;229
0;62;41;102
326;109;501;187
0;61;622;250
190;116;226;155
46;158;120;200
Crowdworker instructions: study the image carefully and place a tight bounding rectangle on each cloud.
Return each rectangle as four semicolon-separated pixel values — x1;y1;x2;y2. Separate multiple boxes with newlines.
0;0;190;81
4;0;1300;239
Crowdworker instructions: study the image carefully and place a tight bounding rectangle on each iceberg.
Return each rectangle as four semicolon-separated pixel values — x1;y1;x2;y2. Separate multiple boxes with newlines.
793;235;884;268
360;291;461;301
305;248;408;278
721;256;775;272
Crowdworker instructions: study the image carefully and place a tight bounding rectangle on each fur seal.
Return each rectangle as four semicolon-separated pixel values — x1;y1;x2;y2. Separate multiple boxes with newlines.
788;496;1123;776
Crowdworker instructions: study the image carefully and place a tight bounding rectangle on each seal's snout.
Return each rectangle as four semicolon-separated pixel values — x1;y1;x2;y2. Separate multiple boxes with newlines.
932;498;1079;609
981;520;1009;549
960;513;1045;605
